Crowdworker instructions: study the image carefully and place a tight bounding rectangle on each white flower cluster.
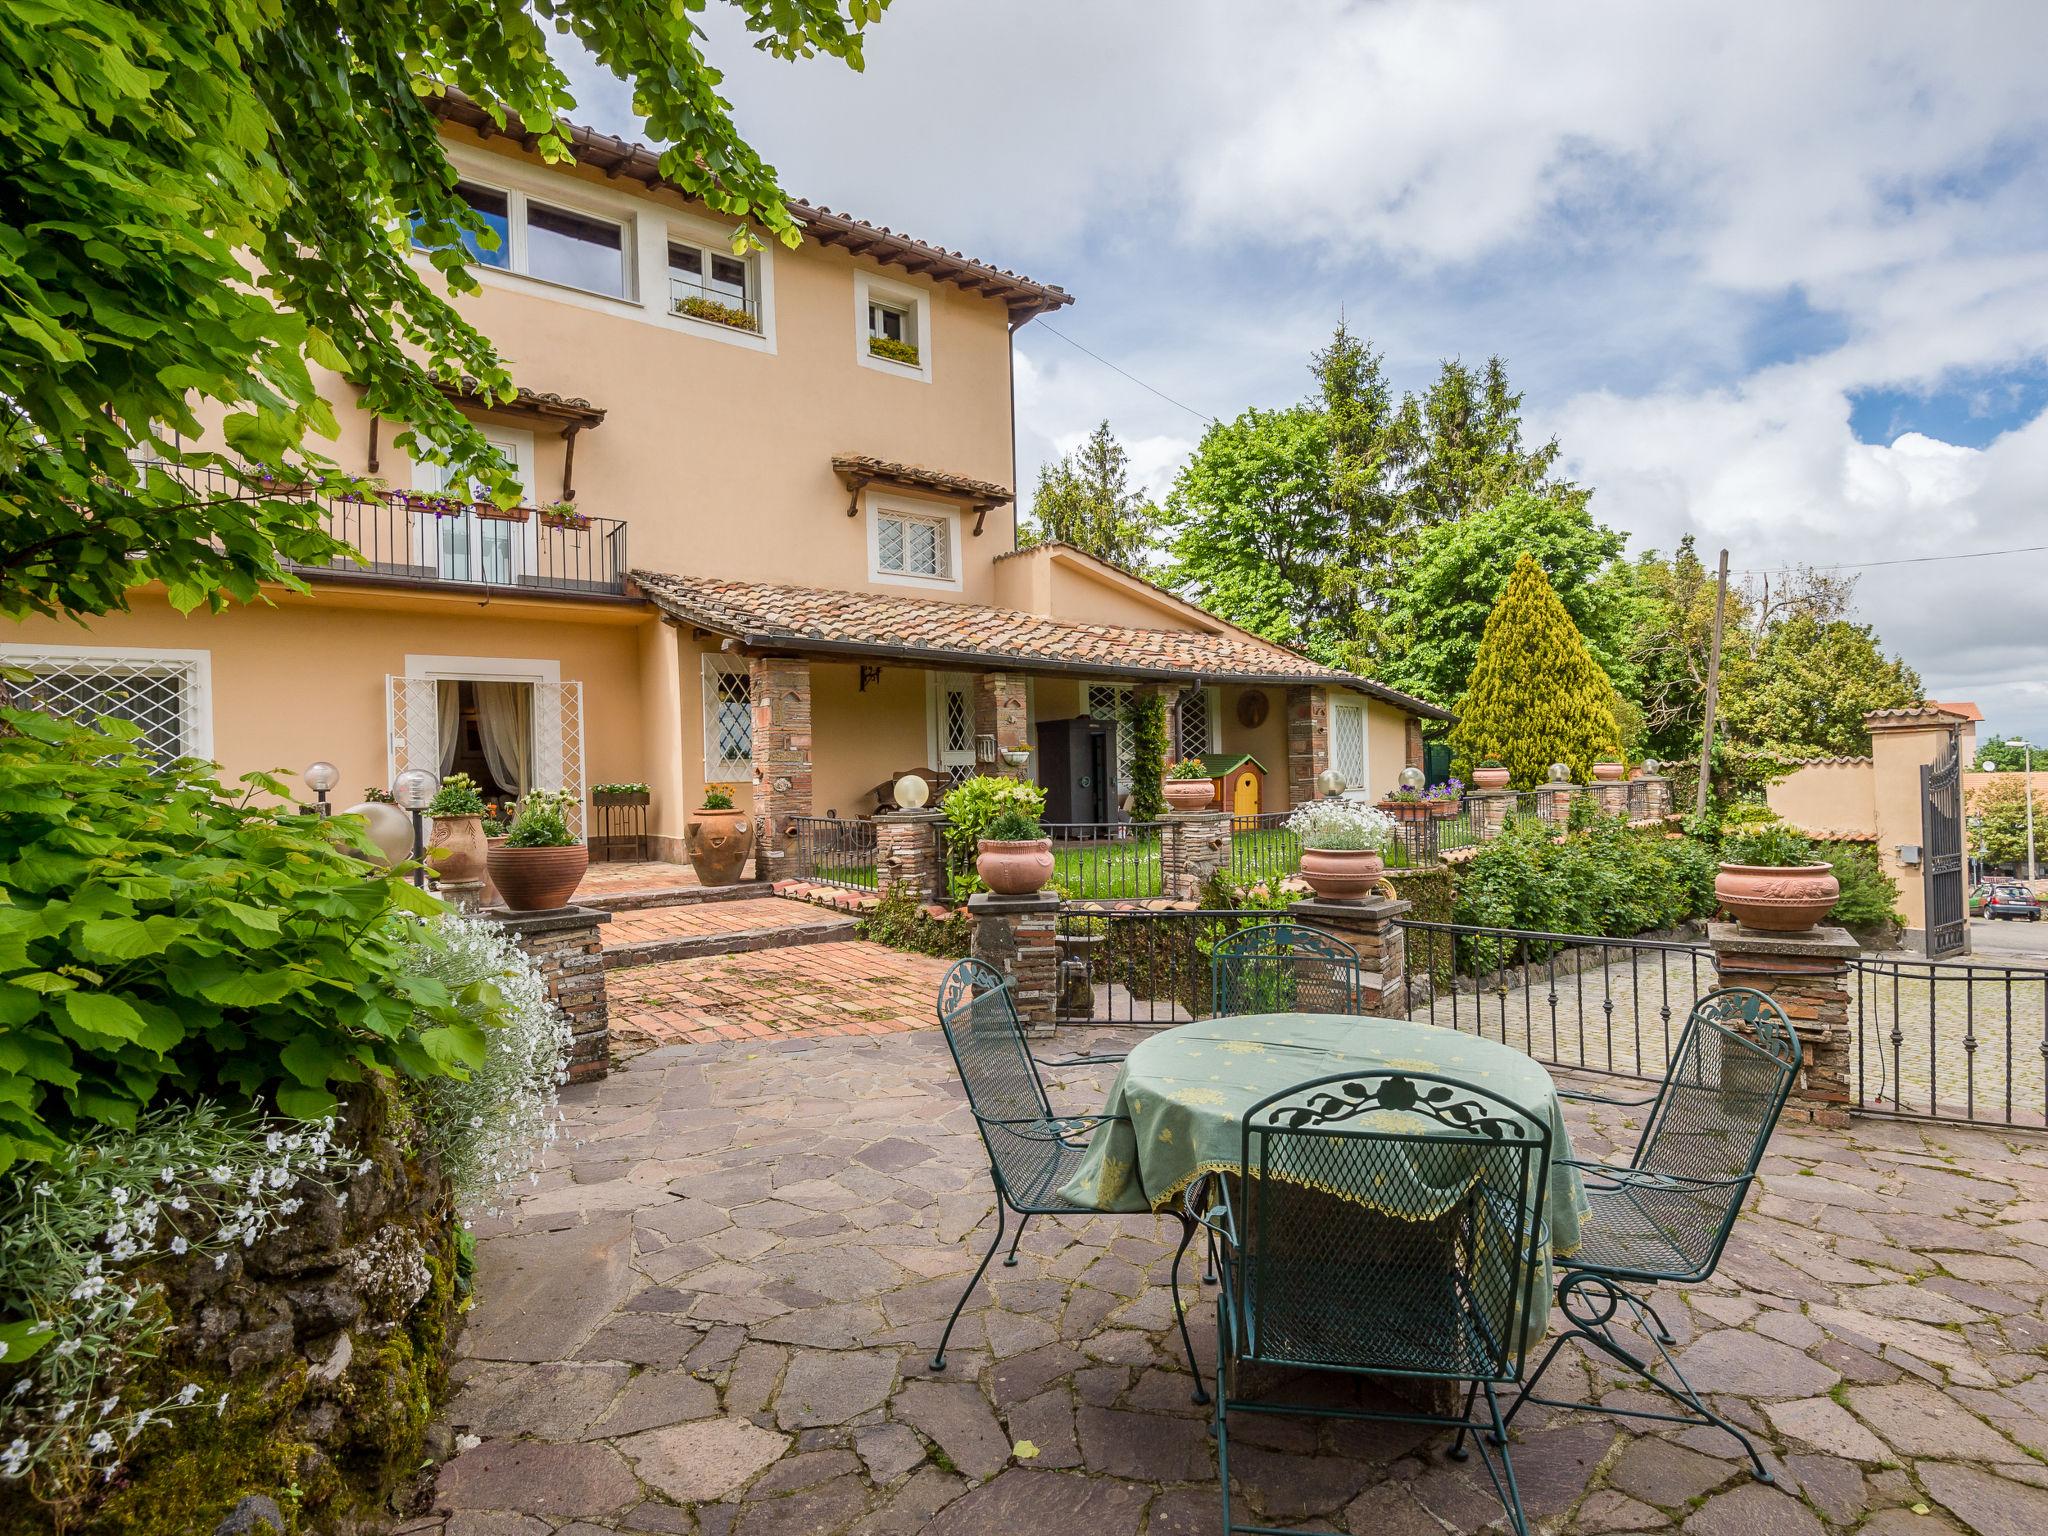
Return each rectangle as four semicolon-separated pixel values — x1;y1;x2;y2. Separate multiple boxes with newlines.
1287;797;1400;852
0;1103;359;1500
405;915;571;1218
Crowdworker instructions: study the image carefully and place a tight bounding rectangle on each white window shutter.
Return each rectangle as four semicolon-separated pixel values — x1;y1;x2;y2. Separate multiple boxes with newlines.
533;680;586;837
386;674;442;786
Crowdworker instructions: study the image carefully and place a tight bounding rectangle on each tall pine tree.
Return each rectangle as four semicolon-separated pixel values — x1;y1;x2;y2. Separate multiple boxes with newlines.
1022;421;1155;570
1450;554;1623;787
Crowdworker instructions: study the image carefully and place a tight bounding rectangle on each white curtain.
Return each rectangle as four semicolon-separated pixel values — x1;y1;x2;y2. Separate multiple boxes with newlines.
474;682;533;797
436;681;462;775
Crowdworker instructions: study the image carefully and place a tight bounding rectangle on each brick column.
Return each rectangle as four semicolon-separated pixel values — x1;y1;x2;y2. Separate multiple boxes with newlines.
875;808;946;903
972;671;1030;778
1404;717;1425;773
1467;789;1518;842
489;905;613;1082
1535;783;1587;828
1290;895;1412;1018
1161;809;1232;901
1637;774;1674;821
1591;780;1631;818
1708;923;1857;1127
1285;686;1329;809
749;656;813;880
968;891;1061;1037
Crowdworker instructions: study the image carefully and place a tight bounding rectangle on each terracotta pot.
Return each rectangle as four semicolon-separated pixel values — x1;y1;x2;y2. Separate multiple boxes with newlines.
688;807;753;887
977;838;1055;896
1427;798;1457;817
486;842;589;912
1164;778;1216;812
1298;846;1387;902
1377;799;1432;823
1715;862;1840;933
1472;767;1512;791
1592;761;1627;782
427;814;488;884
482;835;505;906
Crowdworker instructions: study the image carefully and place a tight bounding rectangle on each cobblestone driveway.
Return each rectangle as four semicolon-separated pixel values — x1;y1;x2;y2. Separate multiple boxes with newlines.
405;1022;2048;1536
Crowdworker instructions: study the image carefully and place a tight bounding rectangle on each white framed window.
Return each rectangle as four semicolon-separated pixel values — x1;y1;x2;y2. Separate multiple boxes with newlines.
1330;696;1370;799
1087;683;1135;793
854;270;932;382
413;178;632;301
1175;686;1220;756
704;656;753;778
1;643;213;763
667;237;758;331
411;426;538;587
868;493;960;590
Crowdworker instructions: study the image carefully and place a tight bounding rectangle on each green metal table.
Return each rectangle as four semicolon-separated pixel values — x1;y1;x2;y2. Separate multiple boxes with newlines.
1057;1012;1588;1349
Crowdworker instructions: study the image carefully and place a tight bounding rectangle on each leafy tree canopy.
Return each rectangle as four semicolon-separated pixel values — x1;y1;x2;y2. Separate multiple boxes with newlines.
1976;735;2035;772
1;0;884;622
1718;611;1921;763
1969;775;2044;869
1021;420;1157;570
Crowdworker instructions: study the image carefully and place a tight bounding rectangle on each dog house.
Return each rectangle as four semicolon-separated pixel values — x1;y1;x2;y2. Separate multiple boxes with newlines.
1203;752;1267;816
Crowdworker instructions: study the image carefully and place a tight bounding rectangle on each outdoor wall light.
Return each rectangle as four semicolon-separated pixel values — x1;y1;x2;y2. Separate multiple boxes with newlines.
894;773;931;810
1316;769;1348;798
302;760;339;815
1398;766;1426;793
1547;763;1571;783
391;768;440;889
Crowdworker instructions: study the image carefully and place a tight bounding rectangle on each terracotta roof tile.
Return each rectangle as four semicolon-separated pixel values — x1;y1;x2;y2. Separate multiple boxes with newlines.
831;455;1012;507
630;570;1452;720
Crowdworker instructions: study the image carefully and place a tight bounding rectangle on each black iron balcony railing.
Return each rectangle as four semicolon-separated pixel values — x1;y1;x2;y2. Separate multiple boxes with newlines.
133;458;629;598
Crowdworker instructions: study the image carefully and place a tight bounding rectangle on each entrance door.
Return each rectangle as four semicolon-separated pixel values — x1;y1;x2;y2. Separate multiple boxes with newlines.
386;673;586;837
413;427;539;587
932;673;976;789
1922;733;1966;957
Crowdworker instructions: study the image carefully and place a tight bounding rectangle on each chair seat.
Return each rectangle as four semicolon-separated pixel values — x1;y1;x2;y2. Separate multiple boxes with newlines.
1567;1184;1717;1281
1228;1255;1511;1382
987;1121;1107;1213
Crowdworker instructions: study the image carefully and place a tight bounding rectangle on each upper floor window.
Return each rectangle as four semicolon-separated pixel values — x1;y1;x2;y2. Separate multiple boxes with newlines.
869;496;958;588
413;179;631;300
668;239;759;333
854;271;931;381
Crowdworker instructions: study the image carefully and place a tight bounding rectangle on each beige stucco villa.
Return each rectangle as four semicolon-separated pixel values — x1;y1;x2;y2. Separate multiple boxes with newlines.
3;95;1447;872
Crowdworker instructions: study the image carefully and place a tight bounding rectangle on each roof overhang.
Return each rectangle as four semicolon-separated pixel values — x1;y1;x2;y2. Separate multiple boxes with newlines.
832;454;1013;535
432;378;608;431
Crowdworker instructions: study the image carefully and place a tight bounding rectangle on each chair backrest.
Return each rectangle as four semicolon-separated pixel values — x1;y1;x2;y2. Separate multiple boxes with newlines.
1231;1071;1551;1386
1627;986;1801;1272
1210;922;1362;1018
935;958;1056;1180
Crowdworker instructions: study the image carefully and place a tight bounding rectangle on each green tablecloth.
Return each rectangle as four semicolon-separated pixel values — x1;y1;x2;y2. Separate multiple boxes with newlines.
1057;1013;1587;1349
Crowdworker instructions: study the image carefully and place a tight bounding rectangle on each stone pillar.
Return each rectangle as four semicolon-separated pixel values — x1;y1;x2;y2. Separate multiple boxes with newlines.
439;880;485;914
490;905;613;1082
1286;685;1329;810
1591;780;1631;819
973;671;1030;778
1467;789;1519;842
1634;774;1673;822
1161;810;1232;901
749;655;813;879
968;891;1061;1037
1536;783;1587;828
1708;922;1857;1127
1290;895;1412;1018
875;808;946;903
1404;717;1425;773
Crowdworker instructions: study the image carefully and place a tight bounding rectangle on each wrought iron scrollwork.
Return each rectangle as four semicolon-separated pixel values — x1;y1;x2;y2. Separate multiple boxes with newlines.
1269;1073;1530;1141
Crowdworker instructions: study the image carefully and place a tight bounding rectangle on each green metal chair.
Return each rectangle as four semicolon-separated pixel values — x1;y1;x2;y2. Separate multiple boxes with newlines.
1198;1071;1553;1536
1503;987;1801;1479
1210;922;1362;1018
929;959;1208;1400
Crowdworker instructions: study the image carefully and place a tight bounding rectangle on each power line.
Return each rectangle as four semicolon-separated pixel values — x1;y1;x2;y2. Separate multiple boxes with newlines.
1034;322;1217;426
1735;542;2048;577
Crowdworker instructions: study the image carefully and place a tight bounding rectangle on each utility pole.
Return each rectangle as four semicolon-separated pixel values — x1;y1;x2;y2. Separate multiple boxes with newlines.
1696;547;1730;817
2027;740;2038;885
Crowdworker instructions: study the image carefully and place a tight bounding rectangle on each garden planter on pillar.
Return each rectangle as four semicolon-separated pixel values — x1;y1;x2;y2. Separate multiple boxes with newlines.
687;807;752;886
1164;778;1217;812
1298;847;1387;902
1472;766;1511;791
1714;862;1840;933
1377;799;1432;826
486;843;589;912
1592;761;1627;783
427;813;487;884
977;838;1055;896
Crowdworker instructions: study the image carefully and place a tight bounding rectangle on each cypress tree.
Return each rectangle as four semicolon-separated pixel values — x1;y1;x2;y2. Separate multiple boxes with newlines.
1450;553;1623;787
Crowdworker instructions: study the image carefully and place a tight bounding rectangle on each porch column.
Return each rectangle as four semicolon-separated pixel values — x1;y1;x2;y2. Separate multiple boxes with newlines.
1708;923;1857;1127
1286;685;1329;810
973;671;1030;778
638;619;689;865
1404;716;1424;773
749;655;813;880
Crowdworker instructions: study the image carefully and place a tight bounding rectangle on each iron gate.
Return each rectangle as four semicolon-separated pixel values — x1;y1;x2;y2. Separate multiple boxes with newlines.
1922;733;1966;958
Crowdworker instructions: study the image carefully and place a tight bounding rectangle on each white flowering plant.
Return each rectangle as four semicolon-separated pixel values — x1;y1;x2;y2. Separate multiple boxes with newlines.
0;1103;363;1506
1287;798;1399;852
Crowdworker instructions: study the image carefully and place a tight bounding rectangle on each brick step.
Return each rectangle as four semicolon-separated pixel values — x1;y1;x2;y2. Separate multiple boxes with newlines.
580;879;772;913
601;915;859;970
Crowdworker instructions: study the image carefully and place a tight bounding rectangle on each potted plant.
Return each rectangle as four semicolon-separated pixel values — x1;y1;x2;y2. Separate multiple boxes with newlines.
1715;823;1841;933
473;499;531;523
1163;757;1216;812
1423;777;1463;817
974;783;1055;896
538;500;589;531
1289;799;1399;901
1376;785;1432;824
486;789;587;911
425;771;489;884
1592;759;1627;782
592;781;652;807
869;335;921;367
686;783;751;887
1472;759;1512;791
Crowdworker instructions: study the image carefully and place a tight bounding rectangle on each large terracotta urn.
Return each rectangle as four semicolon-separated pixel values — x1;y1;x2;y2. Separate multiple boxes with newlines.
1592;761;1627;782
976;838;1055;896
1298;847;1386;902
1164;778;1216;812
486;843;589;912
1715;862;1840;933
1472;767;1512;791
428;814;488;884
687;808;752;886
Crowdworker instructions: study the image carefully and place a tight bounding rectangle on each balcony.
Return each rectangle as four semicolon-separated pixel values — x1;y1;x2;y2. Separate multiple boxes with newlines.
137;460;630;599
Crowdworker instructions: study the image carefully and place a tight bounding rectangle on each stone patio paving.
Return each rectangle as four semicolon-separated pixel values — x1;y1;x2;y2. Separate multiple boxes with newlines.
410;1005;2048;1536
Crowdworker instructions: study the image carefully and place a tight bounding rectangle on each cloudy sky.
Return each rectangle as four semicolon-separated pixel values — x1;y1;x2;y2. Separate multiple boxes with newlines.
560;1;2048;740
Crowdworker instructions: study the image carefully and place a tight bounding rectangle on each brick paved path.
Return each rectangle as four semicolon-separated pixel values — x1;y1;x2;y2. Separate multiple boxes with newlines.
577;861;727;900
603;897;841;952
607;940;952;1047
406;1022;2048;1536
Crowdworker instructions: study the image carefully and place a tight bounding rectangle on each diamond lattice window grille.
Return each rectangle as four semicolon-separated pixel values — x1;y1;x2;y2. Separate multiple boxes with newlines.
878;511;948;578
944;687;973;756
1176;688;1212;757
10;652;204;764
706;660;753;776
1088;683;1135;792
1331;700;1367;792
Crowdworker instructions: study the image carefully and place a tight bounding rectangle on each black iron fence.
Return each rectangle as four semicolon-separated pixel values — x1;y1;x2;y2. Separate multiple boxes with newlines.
1227;813;1299;887
1052;906;1285;1027
1044;821;1164;902
1853;956;2048;1127
788;816;878;891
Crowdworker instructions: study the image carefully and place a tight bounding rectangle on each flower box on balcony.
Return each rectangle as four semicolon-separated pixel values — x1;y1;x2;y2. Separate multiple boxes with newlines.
473;502;531;523
251;472;315;501
868;336;921;367
674;294;760;333
539;505;590;531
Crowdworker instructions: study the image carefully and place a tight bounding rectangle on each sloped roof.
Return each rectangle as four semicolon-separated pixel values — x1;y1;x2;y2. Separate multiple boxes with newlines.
1930;699;1985;722
630;570;1453;719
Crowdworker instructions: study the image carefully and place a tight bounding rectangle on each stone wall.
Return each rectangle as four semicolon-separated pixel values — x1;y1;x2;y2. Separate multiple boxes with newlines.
749;655;813;880
492;906;612;1083
1709;922;1856;1127
874;809;946;903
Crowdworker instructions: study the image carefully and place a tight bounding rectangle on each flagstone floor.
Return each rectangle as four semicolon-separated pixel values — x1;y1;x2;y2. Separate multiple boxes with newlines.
404;1016;2048;1536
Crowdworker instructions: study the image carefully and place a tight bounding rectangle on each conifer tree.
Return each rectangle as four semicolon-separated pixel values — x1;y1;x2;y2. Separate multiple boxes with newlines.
1450;553;1623;786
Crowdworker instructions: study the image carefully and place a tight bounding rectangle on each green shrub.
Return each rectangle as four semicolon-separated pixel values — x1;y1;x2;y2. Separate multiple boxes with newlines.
867;335;919;366
0;711;490;1166
426;771;485;817
1125;693;1169;823
1720;825;1818;867
854;889;973;959
676;295;759;332
503;789;578;849
940;776;1047;899
1822;842;1904;929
